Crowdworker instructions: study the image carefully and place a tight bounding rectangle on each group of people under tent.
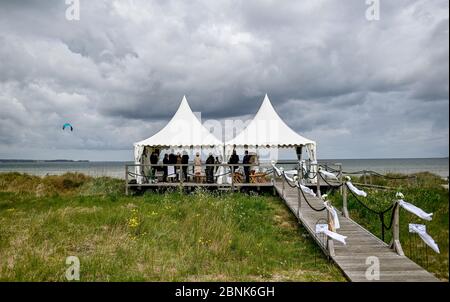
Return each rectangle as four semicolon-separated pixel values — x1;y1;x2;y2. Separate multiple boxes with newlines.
139;147;260;184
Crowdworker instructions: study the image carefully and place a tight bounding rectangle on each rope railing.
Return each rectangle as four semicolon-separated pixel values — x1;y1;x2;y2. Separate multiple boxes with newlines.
317;171;344;188
345;182;396;241
271;162;438;257
298;183;327;212
281;171;299;188
279;171;326;212
345;182;394;215
342;169;417;180
318;164;342;176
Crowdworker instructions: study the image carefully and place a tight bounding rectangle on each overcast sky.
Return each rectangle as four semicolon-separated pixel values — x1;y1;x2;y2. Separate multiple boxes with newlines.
0;0;448;160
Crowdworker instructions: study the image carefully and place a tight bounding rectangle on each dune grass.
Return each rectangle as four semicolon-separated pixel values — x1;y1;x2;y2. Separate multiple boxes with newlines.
0;172;345;281
328;172;449;281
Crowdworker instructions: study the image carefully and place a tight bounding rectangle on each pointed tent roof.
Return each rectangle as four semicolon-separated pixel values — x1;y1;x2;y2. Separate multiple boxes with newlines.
135;96;222;147
225;94;316;147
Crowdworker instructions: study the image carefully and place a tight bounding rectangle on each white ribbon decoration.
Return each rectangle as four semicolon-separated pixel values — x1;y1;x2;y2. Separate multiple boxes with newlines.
298;160;307;174
319;169;338;180
324;202;340;230
409;224;440;253
299;184;316;197
346;181;367;197
283;172;295;183
315;224;347;245
272;163;317;198
398;200;433;221
271;162;283;177
284;170;298;177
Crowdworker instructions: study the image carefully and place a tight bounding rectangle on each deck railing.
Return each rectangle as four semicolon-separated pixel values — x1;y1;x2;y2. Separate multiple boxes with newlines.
125;162;282;195
125;160;423;258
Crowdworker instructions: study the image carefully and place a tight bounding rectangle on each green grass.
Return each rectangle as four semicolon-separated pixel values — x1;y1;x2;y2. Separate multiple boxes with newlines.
0;172;345;281
328;172;449;281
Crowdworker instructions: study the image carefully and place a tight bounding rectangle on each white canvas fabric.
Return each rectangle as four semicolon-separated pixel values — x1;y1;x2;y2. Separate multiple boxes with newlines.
409;224;440;253
346;181;367;197
134;96;222;149
324;202;341;230
315;224;347;245
133;96;223;184
284;170;298;177
215;165;231;185
398;200;433;221
134;145;145;184
271;163;283;177
225;94;316;149
300;184;316;197
319;169;338;180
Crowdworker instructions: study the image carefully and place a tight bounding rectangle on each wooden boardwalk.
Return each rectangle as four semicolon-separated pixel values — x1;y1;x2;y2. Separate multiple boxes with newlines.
273;181;439;282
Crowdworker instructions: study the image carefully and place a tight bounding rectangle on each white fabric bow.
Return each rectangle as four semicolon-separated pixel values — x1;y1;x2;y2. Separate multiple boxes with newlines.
299;184;316;197
315;224;347;245
398;200;433;221
409;224;440;253
346;181;367;197
271;163;283;177
319;170;338;180
324;202;341;230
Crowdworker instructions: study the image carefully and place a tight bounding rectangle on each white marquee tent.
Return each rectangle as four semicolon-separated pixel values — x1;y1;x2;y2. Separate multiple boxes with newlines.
133;94;317;183
133;96;223;183
225;94;317;164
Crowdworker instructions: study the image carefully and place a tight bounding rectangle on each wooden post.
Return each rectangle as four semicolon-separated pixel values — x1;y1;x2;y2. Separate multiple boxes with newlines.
282;171;285;198
390;202;405;256
363;170;367;185
180;163;183;184
336;163;343;195
231;165;235;192
316;165;321;198
342;181;349;218
272;167;276;196
326;207;335;257
125;165;129;196
297;162;302;218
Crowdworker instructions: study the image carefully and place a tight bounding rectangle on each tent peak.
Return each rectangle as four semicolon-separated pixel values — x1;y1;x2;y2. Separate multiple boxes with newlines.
181;95;188;105
175;95;192;115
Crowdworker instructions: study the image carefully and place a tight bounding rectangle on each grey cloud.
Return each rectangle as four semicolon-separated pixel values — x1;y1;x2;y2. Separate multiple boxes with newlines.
0;0;448;159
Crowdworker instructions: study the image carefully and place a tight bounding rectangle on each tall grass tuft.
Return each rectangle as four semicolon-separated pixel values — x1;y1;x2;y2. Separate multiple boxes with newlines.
0;172;345;281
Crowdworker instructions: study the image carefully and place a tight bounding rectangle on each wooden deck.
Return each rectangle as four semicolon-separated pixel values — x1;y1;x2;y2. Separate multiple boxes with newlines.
273;180;439;282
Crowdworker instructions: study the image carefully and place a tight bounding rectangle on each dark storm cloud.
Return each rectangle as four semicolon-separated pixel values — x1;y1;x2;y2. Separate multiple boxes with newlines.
0;0;448;159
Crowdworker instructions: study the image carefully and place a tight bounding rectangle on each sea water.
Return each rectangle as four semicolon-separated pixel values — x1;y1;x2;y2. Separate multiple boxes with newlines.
0;158;448;179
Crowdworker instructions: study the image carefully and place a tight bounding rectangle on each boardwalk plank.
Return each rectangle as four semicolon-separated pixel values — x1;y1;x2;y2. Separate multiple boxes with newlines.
273;182;439;282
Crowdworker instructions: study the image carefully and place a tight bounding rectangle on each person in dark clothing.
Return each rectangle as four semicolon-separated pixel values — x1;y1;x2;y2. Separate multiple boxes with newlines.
149;151;159;179
214;156;220;174
162;154;169;182
167;151;176;182
205;153;215;183
168;152;176;165
242;150;250;183
181;151;189;181
228;150;240;172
